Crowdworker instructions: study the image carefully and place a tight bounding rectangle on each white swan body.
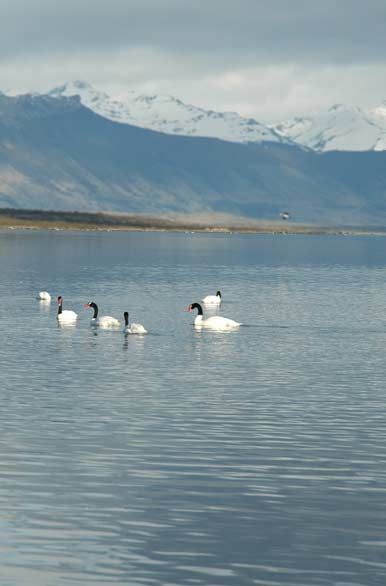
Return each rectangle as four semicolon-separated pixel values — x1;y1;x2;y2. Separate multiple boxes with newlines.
92;316;121;328
201;290;222;305
194;314;241;330
85;302;120;328
38;291;51;301
57;296;77;323
58;310;78;323
188;303;241;331
123;312;147;334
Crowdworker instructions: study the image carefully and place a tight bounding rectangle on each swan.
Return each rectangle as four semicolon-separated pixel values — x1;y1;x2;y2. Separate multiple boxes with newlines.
85;301;120;328
57;296;78;323
37;291;51;302
201;290;222;305
187;302;241;330
123;311;148;334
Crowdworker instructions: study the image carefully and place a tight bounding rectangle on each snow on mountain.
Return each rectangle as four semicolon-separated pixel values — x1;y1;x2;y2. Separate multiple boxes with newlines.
8;80;386;152
272;103;386;152
46;81;286;145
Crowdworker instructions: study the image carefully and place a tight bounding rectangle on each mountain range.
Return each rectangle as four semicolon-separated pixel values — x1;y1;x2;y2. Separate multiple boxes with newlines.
18;80;386;153
45;81;288;146
1;85;386;225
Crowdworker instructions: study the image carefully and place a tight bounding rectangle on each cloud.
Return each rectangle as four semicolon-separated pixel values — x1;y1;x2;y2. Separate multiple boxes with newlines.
1;0;386;63
1;0;386;120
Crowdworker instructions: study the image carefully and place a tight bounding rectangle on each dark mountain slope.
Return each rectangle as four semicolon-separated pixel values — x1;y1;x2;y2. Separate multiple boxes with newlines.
0;93;386;224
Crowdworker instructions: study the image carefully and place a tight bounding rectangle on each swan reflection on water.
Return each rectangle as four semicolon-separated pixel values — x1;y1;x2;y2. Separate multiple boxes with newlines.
38;300;51;313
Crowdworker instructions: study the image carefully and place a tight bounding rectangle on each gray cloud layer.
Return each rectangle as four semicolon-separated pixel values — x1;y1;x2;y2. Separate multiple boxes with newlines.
1;0;386;120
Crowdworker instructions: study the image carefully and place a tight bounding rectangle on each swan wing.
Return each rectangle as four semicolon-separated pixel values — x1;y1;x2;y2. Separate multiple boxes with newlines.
57;310;78;322
130;323;148;334
98;315;121;328
201;295;221;305
202;315;240;330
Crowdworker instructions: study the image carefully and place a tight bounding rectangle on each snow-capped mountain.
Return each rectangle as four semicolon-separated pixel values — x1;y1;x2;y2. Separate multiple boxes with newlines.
45;81;287;145
272;103;386;152
2;90;386;224
8;80;386;152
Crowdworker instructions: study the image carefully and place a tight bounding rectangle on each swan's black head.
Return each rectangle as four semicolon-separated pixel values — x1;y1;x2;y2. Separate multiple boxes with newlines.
57;296;62;304
188;302;203;315
84;301;98;318
216;291;221;298
124;311;129;326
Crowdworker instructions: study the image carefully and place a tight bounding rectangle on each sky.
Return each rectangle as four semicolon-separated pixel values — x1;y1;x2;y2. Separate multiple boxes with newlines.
1;0;386;122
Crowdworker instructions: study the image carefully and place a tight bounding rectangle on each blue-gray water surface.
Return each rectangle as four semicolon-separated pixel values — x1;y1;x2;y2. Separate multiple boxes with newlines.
1;230;386;586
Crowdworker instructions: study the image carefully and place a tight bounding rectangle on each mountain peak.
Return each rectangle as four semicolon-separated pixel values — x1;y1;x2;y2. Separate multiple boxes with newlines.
328;103;361;115
43;80;288;145
273;101;386;152
49;80;99;98
370;100;386;119
9;80;386;153
71;80;93;90
328;103;346;112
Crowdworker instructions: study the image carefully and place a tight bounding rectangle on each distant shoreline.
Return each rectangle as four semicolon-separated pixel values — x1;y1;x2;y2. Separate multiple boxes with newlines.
0;208;385;236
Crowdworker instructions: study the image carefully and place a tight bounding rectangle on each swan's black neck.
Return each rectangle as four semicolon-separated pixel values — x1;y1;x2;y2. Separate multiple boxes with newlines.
124;312;129;326
57;297;63;315
191;302;203;315
89;302;98;319
216;290;221;298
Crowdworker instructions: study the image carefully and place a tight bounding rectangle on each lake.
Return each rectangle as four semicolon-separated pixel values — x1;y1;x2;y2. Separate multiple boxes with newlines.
0;229;386;586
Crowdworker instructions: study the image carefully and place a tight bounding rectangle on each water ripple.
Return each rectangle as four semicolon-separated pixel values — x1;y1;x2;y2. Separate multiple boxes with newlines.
1;231;386;585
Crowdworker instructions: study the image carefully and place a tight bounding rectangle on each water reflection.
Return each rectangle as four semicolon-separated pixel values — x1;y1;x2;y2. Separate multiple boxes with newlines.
57;321;78;329
38;300;51;313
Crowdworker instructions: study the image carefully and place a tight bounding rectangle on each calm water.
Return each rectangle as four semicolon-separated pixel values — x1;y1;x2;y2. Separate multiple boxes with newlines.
1;230;386;586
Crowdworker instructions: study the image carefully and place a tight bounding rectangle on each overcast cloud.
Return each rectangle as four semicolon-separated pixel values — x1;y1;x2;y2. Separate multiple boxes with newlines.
1;0;386;121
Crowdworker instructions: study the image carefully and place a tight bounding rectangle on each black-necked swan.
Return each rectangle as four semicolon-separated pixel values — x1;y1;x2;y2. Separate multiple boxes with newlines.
85;301;120;328
123;312;148;334
38;291;51;302
201;290;222;305
187;302;241;330
57;296;78;323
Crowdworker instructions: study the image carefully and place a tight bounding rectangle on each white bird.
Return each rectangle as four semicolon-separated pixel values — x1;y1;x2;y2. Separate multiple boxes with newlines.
201;290;222;305
38;291;51;301
56;296;78;323
187;302;241;331
85;301;120;328
123;311;147;334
